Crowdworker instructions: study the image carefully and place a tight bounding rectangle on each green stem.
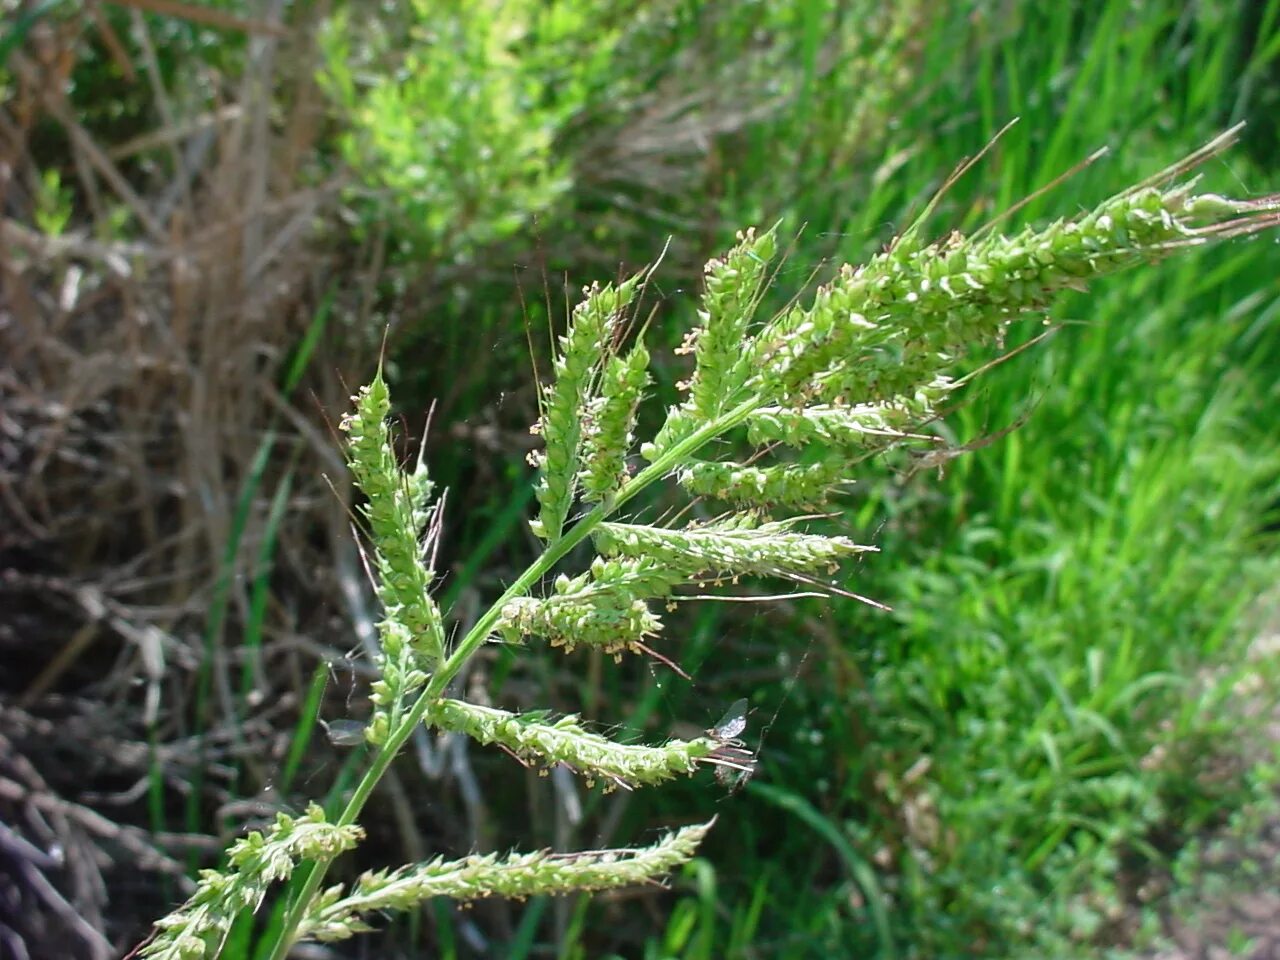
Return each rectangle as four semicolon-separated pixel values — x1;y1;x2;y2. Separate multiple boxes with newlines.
267;396;759;958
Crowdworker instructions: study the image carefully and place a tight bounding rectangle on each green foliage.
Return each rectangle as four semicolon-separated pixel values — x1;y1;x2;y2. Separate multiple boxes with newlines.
625;4;1280;955
842;263;1280;956
318;0;621;260
312;0;933;431
32;167;72;237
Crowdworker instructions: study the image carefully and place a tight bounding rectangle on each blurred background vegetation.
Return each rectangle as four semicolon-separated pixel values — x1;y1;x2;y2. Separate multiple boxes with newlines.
3;0;1280;957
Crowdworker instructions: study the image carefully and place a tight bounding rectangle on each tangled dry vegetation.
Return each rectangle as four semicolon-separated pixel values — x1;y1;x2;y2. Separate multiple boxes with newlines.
0;8;368;955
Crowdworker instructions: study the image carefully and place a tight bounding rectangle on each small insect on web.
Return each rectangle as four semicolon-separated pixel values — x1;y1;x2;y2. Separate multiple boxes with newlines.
706;698;756;792
320;719;367;748
710;698;749;741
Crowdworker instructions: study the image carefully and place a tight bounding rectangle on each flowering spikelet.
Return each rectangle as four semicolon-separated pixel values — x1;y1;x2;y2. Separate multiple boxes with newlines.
751;180;1280;410
645;227;777;460
498;556;680;655
340;370;446;733
596;515;874;580
688;227;778;419
425;698;717;788
745;387;947;450
532;276;641;541
299;821;713;942
677;457;850;508
579;339;651;503
143;805;363;959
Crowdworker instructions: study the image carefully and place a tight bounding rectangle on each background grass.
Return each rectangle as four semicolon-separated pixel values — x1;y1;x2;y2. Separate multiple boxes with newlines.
2;0;1279;957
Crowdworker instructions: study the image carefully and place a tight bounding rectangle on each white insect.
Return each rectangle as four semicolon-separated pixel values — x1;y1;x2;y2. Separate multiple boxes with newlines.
706;698;755;791
320;719;367;748
709;698;749;742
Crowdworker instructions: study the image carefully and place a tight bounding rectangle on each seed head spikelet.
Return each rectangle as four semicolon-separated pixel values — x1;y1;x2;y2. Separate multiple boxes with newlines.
689;226;778;418
299;821;713;942
596;516;874;580
579;339;651;503
678;456;851;508
645;227;777;460
745;391;947;450
498;555;681;655
532;275;641;540
142;805;362;959
339;369;446;736
751;178;1280;411
424;698;718;788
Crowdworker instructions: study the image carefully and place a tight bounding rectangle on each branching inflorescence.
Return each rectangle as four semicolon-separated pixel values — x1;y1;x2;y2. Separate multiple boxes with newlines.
144;131;1280;958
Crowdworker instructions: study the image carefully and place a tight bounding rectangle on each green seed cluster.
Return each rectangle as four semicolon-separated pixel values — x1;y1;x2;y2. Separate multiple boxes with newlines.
532;276;640;541
596;515;873;580
579;340;651;503
646;228;776;460
752;184;1248;410
689;227;777;419
144;805;363;959
678;456;850;508
425;698;714;788
660;179;1278;510
746;390;944;450
498;556;679;655
340;371;446;733
301;821;712;942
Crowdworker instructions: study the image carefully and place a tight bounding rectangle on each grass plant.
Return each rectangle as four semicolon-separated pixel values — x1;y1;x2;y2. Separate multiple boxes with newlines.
141;133;1280;958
